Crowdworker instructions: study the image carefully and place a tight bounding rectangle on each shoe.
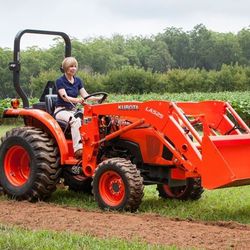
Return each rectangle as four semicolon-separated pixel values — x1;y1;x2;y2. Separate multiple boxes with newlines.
74;149;82;159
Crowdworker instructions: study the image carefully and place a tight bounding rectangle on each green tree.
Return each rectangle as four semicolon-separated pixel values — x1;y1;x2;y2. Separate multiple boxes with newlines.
144;39;174;72
189;24;215;69
211;33;241;69
123;36;143;67
104;66;158;94
157;27;190;68
30;70;59;98
237;27;250;65
0;48;13;98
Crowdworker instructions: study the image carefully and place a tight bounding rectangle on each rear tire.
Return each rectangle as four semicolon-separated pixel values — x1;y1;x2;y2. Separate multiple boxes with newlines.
157;178;203;200
93;157;144;212
0;127;61;201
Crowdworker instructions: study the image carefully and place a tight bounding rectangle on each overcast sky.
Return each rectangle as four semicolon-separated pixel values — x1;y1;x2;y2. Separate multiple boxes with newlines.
0;0;249;49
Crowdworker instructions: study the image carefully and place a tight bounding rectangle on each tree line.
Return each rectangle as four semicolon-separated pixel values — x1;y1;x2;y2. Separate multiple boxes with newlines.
0;24;250;98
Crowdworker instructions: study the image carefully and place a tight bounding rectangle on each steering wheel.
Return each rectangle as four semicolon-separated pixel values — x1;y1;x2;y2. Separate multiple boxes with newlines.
84;92;108;104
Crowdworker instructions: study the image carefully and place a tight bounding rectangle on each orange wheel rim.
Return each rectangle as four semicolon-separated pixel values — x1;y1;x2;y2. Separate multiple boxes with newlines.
4;145;31;186
99;170;125;206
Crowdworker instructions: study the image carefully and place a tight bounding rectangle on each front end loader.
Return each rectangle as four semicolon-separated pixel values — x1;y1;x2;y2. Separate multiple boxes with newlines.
79;99;250;210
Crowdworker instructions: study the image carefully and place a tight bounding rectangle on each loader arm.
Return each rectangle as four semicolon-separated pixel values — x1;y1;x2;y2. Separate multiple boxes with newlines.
81;101;203;177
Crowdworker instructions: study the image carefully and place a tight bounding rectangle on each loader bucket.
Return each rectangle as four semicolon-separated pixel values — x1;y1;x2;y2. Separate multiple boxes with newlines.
200;134;250;189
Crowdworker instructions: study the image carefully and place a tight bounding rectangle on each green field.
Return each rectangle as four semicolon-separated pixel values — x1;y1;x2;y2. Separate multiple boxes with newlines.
1;91;249;126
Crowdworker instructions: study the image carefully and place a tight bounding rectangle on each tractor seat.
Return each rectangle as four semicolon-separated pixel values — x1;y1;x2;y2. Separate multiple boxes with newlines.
45;94;70;135
45;94;57;115
32;81;57;111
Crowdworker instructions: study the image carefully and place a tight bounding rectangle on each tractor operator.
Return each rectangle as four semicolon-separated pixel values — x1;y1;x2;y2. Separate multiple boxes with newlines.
54;57;97;159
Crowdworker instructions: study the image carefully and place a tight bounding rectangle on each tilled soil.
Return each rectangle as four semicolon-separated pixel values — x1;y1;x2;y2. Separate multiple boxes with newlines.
0;200;250;249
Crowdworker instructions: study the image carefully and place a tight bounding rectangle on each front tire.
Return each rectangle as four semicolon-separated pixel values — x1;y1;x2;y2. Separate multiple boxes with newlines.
92;158;144;212
0;127;61;201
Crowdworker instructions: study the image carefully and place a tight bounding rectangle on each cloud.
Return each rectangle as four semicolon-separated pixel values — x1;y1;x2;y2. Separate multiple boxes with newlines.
97;0;249;19
0;0;249;48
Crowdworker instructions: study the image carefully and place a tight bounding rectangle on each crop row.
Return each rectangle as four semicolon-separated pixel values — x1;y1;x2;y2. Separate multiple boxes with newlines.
0;91;249;126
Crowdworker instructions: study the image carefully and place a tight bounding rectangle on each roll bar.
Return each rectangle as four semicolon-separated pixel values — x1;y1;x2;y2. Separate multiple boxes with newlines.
9;29;72;108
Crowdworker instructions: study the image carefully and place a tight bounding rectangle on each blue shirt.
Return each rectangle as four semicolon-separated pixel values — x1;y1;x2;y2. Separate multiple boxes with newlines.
55;75;83;109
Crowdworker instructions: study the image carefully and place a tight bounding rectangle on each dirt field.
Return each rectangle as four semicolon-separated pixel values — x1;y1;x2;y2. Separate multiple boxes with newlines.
0;200;250;249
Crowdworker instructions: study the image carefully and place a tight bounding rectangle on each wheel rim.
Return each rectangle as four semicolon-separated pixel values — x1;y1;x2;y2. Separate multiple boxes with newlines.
99;170;125;206
163;184;187;198
4;145;31;186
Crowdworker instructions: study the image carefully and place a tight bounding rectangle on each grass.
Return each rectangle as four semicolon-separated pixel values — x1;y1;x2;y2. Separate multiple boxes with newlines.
1;184;249;224
0;125;17;137
142;185;250;223
49;185;250;224
0;224;175;250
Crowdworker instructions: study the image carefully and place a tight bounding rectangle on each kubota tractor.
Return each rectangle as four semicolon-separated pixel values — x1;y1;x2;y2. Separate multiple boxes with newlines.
0;29;250;212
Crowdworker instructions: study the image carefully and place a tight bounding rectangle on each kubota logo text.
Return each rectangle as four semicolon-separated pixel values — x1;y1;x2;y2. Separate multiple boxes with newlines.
145;107;164;119
118;104;139;110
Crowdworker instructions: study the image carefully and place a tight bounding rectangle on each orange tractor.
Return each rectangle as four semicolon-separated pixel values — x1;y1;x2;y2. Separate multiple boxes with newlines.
0;29;250;211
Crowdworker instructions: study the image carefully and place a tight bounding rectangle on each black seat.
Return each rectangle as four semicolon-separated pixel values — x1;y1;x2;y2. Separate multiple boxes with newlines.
45;94;57;115
45;94;71;137
32;81;56;111
40;81;56;102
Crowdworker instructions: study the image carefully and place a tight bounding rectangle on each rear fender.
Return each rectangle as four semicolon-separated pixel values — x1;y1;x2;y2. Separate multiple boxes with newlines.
3;108;69;163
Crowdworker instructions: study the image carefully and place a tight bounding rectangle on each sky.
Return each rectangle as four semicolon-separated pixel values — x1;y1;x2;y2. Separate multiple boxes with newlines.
0;0;249;49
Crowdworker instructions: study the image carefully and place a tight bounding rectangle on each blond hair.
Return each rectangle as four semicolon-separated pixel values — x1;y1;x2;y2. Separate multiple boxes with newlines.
62;57;78;72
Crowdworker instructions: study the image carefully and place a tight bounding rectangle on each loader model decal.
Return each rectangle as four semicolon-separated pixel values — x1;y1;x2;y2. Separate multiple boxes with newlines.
145;107;164;119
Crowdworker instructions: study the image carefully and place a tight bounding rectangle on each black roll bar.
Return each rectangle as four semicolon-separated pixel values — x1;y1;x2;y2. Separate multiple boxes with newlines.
9;29;72;108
